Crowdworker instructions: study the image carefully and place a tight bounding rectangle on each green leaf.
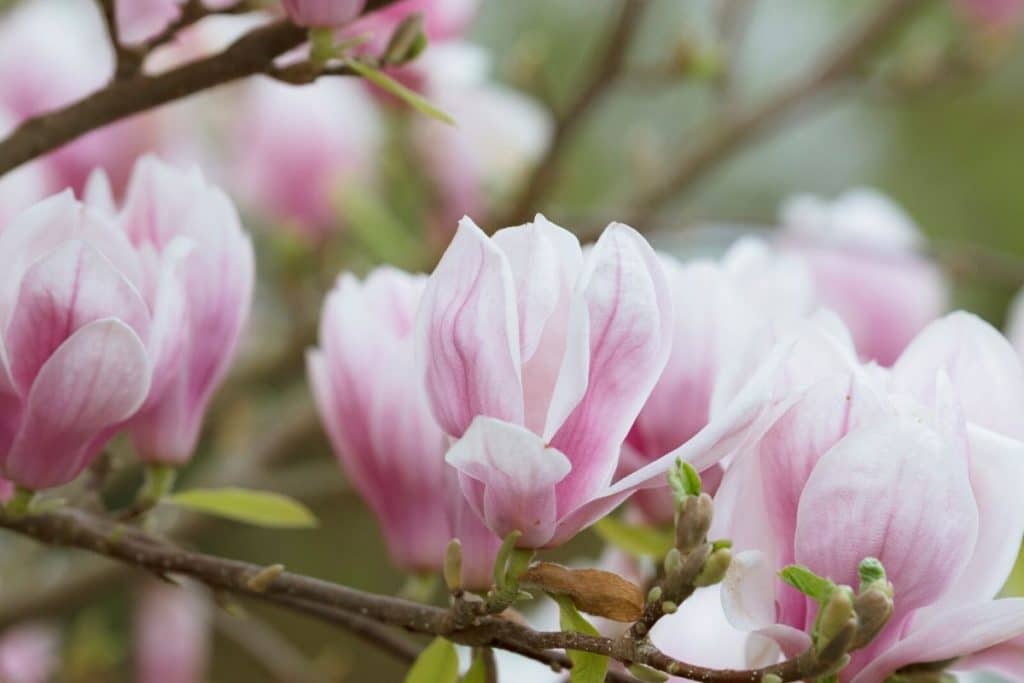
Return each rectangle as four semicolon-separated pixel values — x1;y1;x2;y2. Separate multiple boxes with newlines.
165;488;318;529
461;651;488;683
345;58;455;124
552;594;609;683
780;564;835;603
593;516;673;559
405;637;458;683
667;458;701;502
493;530;522;590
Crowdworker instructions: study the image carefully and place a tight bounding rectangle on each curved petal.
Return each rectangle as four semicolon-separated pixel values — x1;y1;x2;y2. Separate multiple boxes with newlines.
722;550;778;632
445;416;570;547
416;218;524;437
4;319;151;489
6;240;150;396
852;599;1024;683
550;223;673;513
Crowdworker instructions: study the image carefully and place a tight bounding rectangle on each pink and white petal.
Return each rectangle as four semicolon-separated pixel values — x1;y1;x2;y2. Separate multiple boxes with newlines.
416;218;524;437
891;311;1024;440
4;319;152;489
83;168;116;216
795;418;979;616
721;550;779;632
956;633;1024;680
851;599;1024;683
142;237;193;406
446;416;571;547
540;295;590;440
550;223;673;513
0;340;21;457
6;240;151;396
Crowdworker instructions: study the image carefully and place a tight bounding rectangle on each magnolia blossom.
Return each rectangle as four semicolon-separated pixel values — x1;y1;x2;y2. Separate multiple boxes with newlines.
308;267;498;586
111;157;254;465
135;583;209;683
956;0;1024;27
0;624;59;683
715;312;1024;681
284;0;367;27
778;189;949;366
346;0;479;49
623;239;815;522
233;76;381;239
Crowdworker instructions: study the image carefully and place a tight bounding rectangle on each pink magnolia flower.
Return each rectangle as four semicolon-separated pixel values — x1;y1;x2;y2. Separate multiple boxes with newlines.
0;193;161;490
109;157;254;465
778;189;949;366
716;312;1024;681
233;76;381;240
0;624;59;683
308;267;498;586
284;0;367;27
623;239;815;522
420;216;675;548
956;0;1024;27
135;583;209;683
346;0;479;48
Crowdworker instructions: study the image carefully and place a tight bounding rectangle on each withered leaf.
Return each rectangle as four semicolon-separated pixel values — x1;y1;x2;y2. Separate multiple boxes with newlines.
521;562;644;622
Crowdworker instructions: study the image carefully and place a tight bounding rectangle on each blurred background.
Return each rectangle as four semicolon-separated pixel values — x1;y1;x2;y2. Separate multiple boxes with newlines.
0;0;1022;680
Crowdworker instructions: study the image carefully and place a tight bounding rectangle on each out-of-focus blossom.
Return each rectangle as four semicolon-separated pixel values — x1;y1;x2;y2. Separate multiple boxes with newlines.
411;43;553;233
284;0;367;27
346;0;479;49
308;267;498;585
0;624;59;683
715;312;1024;680
117;0;183;45
421;216;674;547
778;188;949;366
956;0;1024;28
0;193;156;490
113;157;254;465
233;76;381;239
623;239;815;523
135;583;209;683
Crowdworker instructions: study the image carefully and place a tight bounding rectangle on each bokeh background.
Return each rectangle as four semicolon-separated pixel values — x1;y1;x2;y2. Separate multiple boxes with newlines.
0;0;1022;680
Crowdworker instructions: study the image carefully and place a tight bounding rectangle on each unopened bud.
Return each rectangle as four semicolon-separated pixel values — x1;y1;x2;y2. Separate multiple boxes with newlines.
245;564;285;593
664;548;683;576
444;539;463;592
383;13;427;65
675;493;713;553
660;600;678;615
852;587;894;649
647;586;663;604
816;586;855;655
857;557;886;591
694;547;731;587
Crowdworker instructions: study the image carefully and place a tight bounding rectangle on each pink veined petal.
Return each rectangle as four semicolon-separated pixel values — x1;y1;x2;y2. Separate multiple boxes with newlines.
795;417;979;619
416;217;524;437
5;240;151;397
0;340;21;457
956;633;1024;680
140;237;193;409
444;465;501;592
851;599;1024;683
550;223;673;514
445;416;571;548
3;319;152;490
891;311;1024;440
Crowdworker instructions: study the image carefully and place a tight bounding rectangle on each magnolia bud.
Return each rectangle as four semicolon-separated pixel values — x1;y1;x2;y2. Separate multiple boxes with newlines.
817;587;855;655
694;547;731;587
675;493;713;553
383;13;428;65
664;548;683;576
444;539;463;592
852;587;894;649
660;601;678;615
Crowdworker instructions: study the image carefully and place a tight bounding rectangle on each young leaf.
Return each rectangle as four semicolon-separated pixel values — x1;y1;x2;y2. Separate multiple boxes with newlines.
780;564;835;603
593;516;673;559
405;637;458;683
165;488;318;528
345;59;455;125
667;458;702;502
461;650;488;683
552;594;609;683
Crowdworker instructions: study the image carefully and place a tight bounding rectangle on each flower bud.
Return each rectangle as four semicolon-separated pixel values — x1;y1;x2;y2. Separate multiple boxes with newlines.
851;587;894;650
283;0;367;28
664;548;683;577
675;493;713;553
693;547;732;588
444;539;463;592
816;586;855;655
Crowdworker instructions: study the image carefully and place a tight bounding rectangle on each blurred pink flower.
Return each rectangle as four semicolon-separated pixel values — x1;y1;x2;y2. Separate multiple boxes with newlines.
284;0;367;27
345;0;479;51
715;312;1024;681
135;583;209;683
779;189;949;366
957;0;1024;27
0;624;59;683
308;267;498;585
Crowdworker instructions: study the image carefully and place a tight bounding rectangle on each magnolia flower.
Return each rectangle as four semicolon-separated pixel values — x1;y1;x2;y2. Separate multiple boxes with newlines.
345;0;479;49
0;624;59;683
778;189;948;365
623;239;815;522
284;0;367;27
0;193;158;489
715;312;1024;680
234;76;381;240
135;583;209;683
956;0;1024;27
308;267;498;586
111;157;254;465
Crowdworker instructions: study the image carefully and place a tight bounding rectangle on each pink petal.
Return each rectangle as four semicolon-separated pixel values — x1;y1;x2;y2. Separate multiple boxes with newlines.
446;416;571;547
549;223;673;513
417;218;524;437
4;319;151;489
5;240;150;396
852;599;1024;683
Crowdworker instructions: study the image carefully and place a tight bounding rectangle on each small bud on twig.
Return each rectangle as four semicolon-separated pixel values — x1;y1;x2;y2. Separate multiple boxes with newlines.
245;564;284;593
694;547;731;587
675;493;713;553
444;539;463;592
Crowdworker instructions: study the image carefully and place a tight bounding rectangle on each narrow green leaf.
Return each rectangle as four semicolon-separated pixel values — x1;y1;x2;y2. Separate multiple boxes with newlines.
780;564;835;603
405;637;458;683
493;530;522;590
667;458;701;502
593;516;673;559
345;58;455;124
552;594;609;683
165;488;318;529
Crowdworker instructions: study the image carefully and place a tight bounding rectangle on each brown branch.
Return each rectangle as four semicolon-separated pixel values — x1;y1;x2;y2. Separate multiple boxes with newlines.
494;0;650;229
628;0;928;226
0;506;850;682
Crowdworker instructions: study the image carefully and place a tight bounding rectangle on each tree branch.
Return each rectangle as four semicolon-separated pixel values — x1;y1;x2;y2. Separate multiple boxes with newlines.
0;506;851;682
